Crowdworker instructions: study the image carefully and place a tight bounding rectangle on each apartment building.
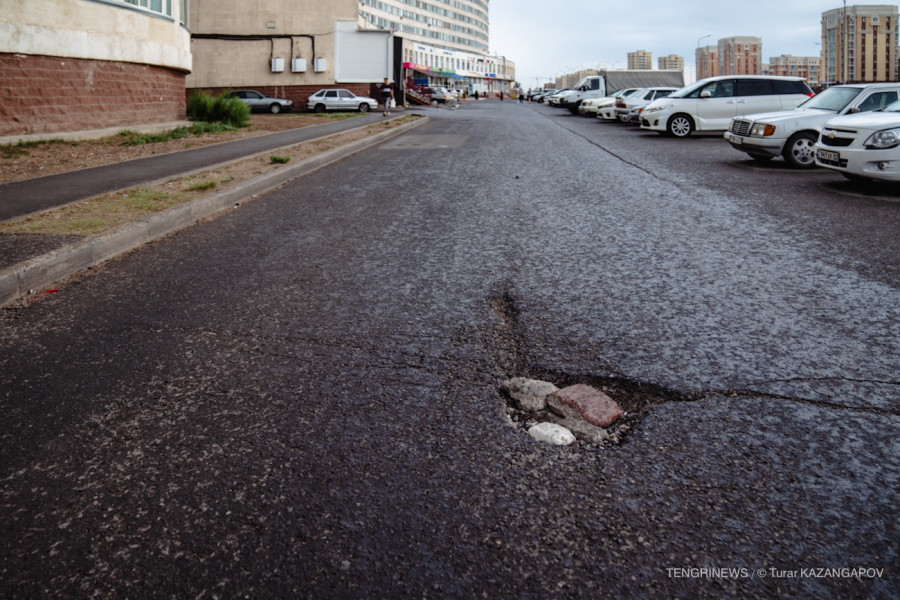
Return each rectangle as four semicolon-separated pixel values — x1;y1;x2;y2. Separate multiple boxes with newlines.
718;36;763;75
822;4;898;83
360;0;514;95
187;0;393;106
1;0;190;137
658;55;684;71
767;54;820;87
696;45;719;80
628;50;653;70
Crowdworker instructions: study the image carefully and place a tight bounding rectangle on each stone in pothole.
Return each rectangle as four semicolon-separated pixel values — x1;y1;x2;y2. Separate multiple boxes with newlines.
547;384;622;428
545;414;609;444
501;377;558;411
528;422;576;446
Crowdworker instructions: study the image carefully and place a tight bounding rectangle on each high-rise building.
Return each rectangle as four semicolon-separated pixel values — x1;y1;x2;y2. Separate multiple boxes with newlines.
821;4;898;83
768;55;820;86
359;0;515;95
628;50;653;70
718;36;763;75
658;55;684;71
359;0;488;55
696;45;719;80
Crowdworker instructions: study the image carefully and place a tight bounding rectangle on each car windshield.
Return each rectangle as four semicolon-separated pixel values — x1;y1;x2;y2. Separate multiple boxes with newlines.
798;86;862;111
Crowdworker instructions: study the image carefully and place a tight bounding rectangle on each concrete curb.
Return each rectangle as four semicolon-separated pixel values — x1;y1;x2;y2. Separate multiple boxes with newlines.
0;116;429;307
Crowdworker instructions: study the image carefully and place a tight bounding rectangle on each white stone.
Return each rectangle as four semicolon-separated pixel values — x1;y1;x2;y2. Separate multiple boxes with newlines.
528;422;576;446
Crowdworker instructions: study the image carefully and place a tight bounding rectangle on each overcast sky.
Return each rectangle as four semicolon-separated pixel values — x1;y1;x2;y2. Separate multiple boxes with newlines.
488;0;845;87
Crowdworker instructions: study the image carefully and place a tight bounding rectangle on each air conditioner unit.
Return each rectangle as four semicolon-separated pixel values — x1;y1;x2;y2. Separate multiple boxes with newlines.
271;57;285;72
291;58;307;73
314;58;327;72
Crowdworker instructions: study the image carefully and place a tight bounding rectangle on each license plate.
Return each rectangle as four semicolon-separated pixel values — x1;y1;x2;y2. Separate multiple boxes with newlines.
817;149;841;164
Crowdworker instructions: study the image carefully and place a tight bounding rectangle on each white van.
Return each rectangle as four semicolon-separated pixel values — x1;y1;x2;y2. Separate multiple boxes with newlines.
640;75;814;138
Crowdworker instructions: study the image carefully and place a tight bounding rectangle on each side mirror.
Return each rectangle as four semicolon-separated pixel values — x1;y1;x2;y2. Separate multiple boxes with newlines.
848;107;861;114
700;90;712;98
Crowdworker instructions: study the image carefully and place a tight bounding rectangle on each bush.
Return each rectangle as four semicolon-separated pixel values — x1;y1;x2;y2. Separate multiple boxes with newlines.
186;91;250;128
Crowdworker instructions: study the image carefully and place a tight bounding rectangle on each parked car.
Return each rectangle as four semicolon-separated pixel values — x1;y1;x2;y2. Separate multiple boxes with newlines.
579;88;638;117
225;90;293;114
640;75;814;137
533;88;558;103
597;89;641;120
614;87;678;123
546;89;571;107
430;86;454;103
724;83;900;168
815;99;900;181
306;89;378;113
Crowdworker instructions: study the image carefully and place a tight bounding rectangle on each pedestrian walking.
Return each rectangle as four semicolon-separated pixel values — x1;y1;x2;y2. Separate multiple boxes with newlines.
379;78;394;116
474;90;479;101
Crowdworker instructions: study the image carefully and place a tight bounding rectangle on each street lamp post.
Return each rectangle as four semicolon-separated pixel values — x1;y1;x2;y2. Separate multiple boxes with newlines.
697;34;711;80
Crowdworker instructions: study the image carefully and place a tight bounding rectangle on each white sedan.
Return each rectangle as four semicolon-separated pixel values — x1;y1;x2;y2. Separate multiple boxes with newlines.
596;89;640;120
815;100;900;181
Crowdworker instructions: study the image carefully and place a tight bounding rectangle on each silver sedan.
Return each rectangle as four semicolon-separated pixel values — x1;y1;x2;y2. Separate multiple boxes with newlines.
307;89;378;113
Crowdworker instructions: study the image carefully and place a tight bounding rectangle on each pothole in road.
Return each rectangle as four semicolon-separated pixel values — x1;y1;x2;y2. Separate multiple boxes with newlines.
489;284;694;449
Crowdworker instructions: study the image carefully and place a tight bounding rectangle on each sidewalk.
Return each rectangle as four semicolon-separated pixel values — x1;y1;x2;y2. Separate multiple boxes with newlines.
0;113;429;306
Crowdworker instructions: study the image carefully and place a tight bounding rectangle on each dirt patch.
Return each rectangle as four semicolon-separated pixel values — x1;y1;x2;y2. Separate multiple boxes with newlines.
0;114;359;185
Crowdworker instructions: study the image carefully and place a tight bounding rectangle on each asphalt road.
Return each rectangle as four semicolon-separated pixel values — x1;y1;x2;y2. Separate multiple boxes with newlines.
1;100;898;599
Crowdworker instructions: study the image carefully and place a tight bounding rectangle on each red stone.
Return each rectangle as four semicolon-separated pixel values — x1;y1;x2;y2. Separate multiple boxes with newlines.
547;384;622;428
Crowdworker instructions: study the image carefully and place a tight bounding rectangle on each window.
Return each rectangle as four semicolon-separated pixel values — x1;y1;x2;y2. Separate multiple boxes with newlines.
857;91;898;111
118;0;171;16
773;80;813;94
699;80;734;97
735;79;773;96
325;91;338;98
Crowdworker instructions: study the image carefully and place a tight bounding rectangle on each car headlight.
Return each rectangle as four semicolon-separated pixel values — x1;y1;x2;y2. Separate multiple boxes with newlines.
864;128;900;149
644;103;673;114
749;123;775;137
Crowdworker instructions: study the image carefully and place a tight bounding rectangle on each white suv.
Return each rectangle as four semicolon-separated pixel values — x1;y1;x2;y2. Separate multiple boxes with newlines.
724;83;900;168
640;75;813;138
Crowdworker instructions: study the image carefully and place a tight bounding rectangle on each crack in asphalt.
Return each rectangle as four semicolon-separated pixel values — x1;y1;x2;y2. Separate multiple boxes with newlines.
487;280;899;420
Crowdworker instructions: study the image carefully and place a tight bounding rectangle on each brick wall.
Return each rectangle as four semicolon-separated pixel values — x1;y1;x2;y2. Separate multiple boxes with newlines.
0;53;186;137
188;83;374;112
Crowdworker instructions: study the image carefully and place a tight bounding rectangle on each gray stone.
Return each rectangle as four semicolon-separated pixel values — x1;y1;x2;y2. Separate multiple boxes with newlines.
545;414;610;444
527;422;576;446
501;377;558;411
547;384;623;428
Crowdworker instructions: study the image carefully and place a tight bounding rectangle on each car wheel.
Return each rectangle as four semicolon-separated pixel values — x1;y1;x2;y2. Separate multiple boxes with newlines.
667;114;694;137
314;103;326;113
782;131;817;169
269;103;282;114
748;153;773;163
359;103;370;113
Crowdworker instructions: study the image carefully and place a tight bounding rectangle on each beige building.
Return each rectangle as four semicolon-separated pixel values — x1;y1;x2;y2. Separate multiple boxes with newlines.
658;54;684;71
767;54;820;86
187;0;391;106
359;0;488;55
361;0;514;96
628;50;653;70
822;4;898;83
718;36;763;75
696;45;719;80
1;0;191;137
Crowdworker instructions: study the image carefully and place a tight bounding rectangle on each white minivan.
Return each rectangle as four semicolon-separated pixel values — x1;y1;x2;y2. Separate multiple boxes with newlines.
640;75;814;138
